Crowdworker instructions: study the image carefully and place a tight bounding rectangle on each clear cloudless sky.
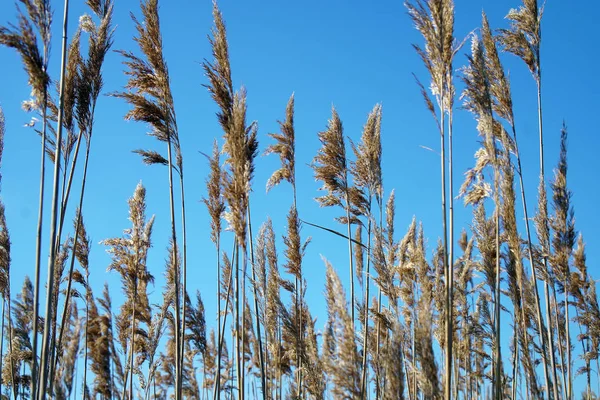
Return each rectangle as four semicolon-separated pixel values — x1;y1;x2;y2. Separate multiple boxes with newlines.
1;0;599;394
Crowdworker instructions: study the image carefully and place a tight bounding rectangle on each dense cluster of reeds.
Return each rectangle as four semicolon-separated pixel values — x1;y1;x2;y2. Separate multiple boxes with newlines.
0;0;598;399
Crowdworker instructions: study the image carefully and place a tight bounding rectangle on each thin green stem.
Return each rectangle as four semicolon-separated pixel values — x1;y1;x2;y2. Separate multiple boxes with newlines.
38;1;70;398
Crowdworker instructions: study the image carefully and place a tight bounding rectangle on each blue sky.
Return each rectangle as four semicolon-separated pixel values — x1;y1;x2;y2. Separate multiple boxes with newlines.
1;0;599;394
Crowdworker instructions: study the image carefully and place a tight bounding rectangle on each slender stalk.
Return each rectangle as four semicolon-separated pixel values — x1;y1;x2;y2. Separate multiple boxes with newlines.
38;1;70;398
574;308;590;398
439;89;451;400
31;85;48;400
551;287;567;400
56;127;85;243
214;239;237;400
127;283;137;400
374;198;383;400
512;325;519;400
564;290;571;399
247;203;266;398
292;188;302;398
122;215;142;400
510;122;551;400
50;138;92;390
544;281;559;400
493;159;501;400
166;136;181;400
447;100;455;400
46;128;85;397
360;207;373;397
294;275;300;398
215;233;222;398
234;241;241;400
7;297;17;400
537;51;560;399
241;249;247;398
178;171;188;399
277;322;282;400
412;280;418;400
344;189;355;326
82;299;89;399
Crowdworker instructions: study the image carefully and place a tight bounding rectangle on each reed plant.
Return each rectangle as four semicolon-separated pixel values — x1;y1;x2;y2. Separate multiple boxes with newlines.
0;1;598;400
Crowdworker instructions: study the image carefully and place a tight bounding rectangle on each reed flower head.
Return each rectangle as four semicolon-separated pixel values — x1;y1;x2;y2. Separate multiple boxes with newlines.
265;93;296;192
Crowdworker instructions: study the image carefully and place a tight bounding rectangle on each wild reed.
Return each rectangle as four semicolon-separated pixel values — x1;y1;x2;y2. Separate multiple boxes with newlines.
0;1;598;400
312;107;357;331
0;2;52;396
112;0;185;397
405;1;457;395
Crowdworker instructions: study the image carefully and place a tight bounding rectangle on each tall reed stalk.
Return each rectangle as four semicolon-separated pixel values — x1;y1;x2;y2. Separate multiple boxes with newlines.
499;2;559;398
349;104;383;397
479;11;551;398
37;1;70;398
0;2;52;396
266;93;305;395
113;1;183;397
406;1;456;396
51;3;113;390
461;33;504;400
202;141;225;397
0;107;11;398
312;108;356;328
203;3;261;396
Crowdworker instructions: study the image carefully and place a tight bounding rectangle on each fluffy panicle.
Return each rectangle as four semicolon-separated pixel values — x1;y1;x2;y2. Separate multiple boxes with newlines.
312;107;348;208
102;182;155;371
283;206;308;280
203;1;234;135
133;149;168;166
264;219;280;342
461;35;491;119
534;179;550;282
498;0;542;81
373;225;396;305
164;239;182;303
222;88;256;248
203;3;258;250
43;29;81;162
480;13;514;126
86;297;113;398
186;290;207;356
73;209;91;274
549;124;575;291
55;303;81;398
0;0;52;108
381;321;406;400
351;104;383;204
113;0;178;145
202;140;226;245
323;259;360;398
220;251;233;309
354;225;364;287
405;0;456;111
0;201;11;300
265;93;296;192
253;222;268;319
414;297;440;398
77;0;115;139
302;309;326;398
472;204;500;293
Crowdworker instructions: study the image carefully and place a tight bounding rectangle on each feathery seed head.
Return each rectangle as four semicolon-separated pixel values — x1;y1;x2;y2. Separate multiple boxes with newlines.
265;93;296;192
312;107;347;209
